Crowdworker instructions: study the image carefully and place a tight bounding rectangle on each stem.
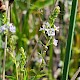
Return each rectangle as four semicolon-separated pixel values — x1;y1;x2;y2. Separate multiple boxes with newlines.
49;39;53;69
15;62;18;80
3;35;7;80
61;0;78;80
0;12;3;48
23;69;28;80
71;67;80;80
3;1;9;80
0;12;2;26
49;38;53;80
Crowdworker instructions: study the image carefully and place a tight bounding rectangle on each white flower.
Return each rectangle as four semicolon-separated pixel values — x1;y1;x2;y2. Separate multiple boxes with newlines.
54;25;59;32
53;38;58;46
46;22;50;28
39;22;51;31
0;23;16;34
39;23;46;31
47;28;55;36
78;77;80;80
0;24;8;33
8;23;16;33
9;24;16;33
39;26;46;31
37;58;43;64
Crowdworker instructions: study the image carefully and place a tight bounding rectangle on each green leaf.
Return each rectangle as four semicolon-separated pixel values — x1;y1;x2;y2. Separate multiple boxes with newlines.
62;0;78;80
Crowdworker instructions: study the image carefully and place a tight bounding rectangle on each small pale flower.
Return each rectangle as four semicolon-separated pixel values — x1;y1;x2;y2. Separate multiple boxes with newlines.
78;77;80;80
46;22;50;28
37;58;43;64
0;23;16;34
39;23;46;31
9;24;16;33
9;23;13;26
53;38;58;46
54;25;59;32
47;28;55;36
0;24;8;33
39;27;45;31
39;21;51;31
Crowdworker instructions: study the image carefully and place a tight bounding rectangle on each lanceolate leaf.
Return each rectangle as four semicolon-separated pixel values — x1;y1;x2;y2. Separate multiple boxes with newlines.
62;0;78;80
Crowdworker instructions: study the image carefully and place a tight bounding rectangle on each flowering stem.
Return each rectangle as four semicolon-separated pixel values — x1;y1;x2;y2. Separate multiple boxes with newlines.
3;34;7;80
61;0;78;80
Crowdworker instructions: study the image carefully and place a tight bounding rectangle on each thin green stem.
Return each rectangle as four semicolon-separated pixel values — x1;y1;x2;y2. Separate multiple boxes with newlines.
0;12;2;26
49;38;53;80
49;39;53;70
23;69;28;80
3;35;7;80
61;0;78;80
15;62;18;80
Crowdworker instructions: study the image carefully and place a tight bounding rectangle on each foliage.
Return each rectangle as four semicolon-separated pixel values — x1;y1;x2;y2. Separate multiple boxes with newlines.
0;0;80;80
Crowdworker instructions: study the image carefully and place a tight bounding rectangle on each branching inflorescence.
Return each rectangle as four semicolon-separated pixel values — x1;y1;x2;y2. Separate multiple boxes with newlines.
39;6;60;46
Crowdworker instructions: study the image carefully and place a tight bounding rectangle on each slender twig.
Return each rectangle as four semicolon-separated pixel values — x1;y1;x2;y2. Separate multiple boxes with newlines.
61;0;78;80
3;1;9;80
71;67;80;80
3;35;7;80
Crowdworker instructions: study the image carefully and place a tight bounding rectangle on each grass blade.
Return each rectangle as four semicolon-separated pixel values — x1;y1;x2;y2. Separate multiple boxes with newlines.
62;0;78;80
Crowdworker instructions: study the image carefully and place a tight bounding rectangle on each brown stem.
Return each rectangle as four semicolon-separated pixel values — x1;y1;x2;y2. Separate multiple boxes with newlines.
3;1;9;80
71;67;80;80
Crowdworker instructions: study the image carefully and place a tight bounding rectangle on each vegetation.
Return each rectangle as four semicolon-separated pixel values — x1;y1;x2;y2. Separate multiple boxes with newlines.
0;0;80;80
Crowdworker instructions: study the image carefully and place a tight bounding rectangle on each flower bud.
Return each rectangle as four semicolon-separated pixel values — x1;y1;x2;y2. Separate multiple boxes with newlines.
49;6;60;24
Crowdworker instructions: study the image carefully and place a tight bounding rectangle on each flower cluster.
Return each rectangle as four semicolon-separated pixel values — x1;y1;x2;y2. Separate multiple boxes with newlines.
39;22;59;46
0;22;16;34
19;47;26;71
49;6;60;25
